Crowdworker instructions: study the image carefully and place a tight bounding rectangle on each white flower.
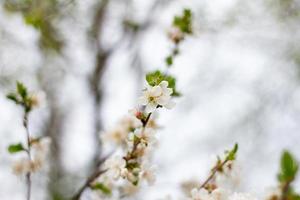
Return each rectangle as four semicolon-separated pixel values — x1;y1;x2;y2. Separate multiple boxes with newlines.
121;114;142;130
134;128;157;146
140;162;156;185
12;137;51;176
105;156;127;180
12;158;31;175
101;125;128;146
12;157;44;175
101;114;142;146
211;189;228;200
29;91;46;108
229;193;257;200
190;188;228;200
190;188;212;200
120;182;139;196
215;162;241;190
138;81;175;113
126;170;139;183
31;137;51;169
126;128;157;156
32;137;51;155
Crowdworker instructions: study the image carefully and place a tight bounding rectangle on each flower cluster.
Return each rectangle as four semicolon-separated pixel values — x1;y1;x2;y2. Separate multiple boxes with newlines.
102;82;173;185
159;146;300;200
95;80;174;198
12;137;51;175
101;113;143;147
189;188;257;200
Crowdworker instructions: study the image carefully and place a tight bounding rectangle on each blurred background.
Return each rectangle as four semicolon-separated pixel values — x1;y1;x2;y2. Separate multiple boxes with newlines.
0;0;300;199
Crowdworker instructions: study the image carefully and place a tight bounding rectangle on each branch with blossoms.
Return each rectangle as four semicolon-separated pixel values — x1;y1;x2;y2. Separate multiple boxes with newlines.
69;8;194;200
165;146;299;200
6;82;51;200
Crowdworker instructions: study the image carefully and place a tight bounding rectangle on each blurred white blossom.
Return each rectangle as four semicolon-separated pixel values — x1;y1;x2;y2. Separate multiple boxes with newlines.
138;81;175;113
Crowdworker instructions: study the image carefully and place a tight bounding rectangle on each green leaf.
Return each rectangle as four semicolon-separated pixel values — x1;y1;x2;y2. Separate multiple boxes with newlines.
173;8;193;34
278;151;298;183
146;70;164;86
226;143;238;161
145;71;181;97
91;183;111;195
164;75;181;97
6;93;19;104
16;81;27;99
24;14;43;29
8;143;25;154
165;56;173;66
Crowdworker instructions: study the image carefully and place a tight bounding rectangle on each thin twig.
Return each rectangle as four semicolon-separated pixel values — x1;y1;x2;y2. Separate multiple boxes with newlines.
23;111;32;200
70;153;111;200
71;170;107;200
199;158;229;189
280;179;292;200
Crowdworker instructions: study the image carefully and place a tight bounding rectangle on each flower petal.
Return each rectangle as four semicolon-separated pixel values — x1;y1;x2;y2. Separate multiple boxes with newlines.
138;96;148;105
145;102;157;113
150;86;162;97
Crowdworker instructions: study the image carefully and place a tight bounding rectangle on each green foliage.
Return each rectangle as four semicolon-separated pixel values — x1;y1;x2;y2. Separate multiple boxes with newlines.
173;9;193;34
17;81;28;99
6;93;19;104
145;70;181;97
146;70;165;86
7;82;33;113
164;75;181;97
3;0;63;52
275;151;300;200
278;151;298;183
91;183;112;195
226;143;238;161
8;143;25;154
165;56;173;66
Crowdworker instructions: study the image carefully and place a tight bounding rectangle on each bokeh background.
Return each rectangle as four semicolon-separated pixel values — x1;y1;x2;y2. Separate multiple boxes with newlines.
0;0;300;199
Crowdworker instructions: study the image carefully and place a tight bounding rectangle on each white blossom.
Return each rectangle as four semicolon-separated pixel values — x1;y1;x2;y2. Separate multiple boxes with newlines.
140;162;156;185
101;114;142;146
101;125;128;146
215;162;241;190
12;137;51;176
229;193;257;200
105;156;127;180
12;158;31;175
138;81;175;113
190;188;228;200
190;188;212;200
120;114;142;130
29;91;47;108
134;128;157;146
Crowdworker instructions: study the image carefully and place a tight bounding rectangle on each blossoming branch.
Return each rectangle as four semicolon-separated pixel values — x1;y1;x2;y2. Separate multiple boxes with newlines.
6;82;51;200
69;8;194;200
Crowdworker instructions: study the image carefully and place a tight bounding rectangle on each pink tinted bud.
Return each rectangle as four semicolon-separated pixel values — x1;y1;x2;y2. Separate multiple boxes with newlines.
135;111;143;119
